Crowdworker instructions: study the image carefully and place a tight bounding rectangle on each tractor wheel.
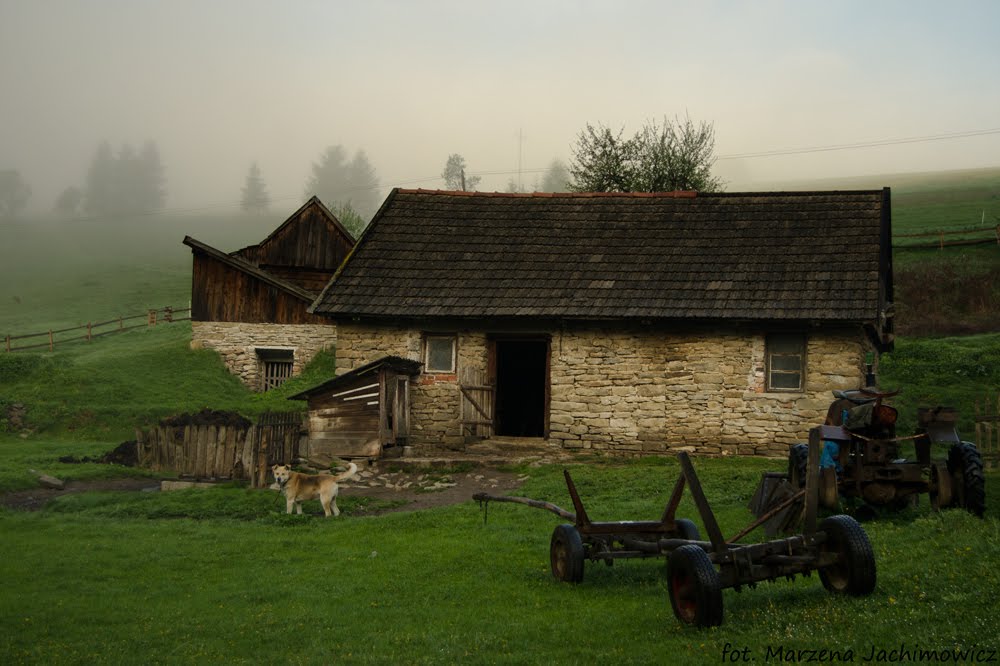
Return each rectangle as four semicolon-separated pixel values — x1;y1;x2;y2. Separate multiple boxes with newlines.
674;518;701;541
947;442;986;518
550;524;585;583
667;545;723;627
817;515;876;596
929;462;952;511
788;443;809;488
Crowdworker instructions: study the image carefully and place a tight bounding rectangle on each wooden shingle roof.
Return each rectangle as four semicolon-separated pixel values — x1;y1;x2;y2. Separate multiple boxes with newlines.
311;188;892;326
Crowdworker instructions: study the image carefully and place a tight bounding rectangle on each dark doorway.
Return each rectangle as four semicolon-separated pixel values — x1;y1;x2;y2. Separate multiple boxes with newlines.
494;339;548;437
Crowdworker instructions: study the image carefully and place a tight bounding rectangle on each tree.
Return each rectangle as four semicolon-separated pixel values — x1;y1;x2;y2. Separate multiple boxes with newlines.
0;169;31;218
135;140;166;212
240;162;270;214
305;145;381;221
83;140;167;216
569;115;721;193
54;186;84;217
539;159;571;192
84;141;116;215
329;201;368;240
441;154;481;191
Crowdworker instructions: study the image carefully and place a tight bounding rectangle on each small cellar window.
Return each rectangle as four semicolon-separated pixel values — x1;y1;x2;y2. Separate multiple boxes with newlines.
257;348;294;391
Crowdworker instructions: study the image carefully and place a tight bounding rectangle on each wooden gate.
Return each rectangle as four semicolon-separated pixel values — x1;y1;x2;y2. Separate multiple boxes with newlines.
975;394;999;467
253;411;306;485
459;367;494;441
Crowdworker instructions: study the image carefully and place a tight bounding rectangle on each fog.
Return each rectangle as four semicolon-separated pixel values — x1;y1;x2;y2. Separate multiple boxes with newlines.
2;0;999;214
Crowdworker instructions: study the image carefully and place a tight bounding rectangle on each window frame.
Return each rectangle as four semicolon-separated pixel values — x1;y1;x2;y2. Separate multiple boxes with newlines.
256;348;294;392
765;333;806;393
424;334;457;374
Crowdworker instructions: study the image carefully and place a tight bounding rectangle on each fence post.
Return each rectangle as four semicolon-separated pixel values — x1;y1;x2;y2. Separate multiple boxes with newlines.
87;322;92;342
164;306;173;323
49;330;53;352
4;335;9;352
148;309;157;327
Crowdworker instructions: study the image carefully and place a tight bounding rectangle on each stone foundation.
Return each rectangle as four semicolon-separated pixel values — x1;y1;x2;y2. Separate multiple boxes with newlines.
335;321;873;456
191;321;336;391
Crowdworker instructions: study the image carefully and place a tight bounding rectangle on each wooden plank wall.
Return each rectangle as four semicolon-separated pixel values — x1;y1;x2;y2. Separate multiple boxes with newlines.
189;252;333;325
307;376;382;458
246;207;355;270
135;413;304;487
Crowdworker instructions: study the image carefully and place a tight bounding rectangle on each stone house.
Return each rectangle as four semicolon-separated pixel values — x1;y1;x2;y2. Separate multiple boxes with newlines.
183;196;355;390
307;188;894;458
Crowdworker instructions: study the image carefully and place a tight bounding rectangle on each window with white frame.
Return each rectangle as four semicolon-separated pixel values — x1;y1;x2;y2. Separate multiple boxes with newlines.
424;334;456;373
766;333;805;392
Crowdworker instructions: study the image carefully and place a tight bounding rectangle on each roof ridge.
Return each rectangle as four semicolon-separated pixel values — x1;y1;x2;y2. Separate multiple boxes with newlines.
397;189;698;198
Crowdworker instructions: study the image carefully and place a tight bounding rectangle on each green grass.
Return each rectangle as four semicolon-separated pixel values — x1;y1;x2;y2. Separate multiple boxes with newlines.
1;454;998;664
0;323;337;442
879;333;1000;436
0;211;285;334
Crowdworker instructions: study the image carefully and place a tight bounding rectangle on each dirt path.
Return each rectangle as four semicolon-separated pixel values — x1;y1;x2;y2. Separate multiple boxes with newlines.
0;467;528;515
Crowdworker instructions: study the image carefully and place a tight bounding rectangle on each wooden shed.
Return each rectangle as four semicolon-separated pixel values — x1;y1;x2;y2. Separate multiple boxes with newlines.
182;196;356;391
289;356;423;459
184;196;355;324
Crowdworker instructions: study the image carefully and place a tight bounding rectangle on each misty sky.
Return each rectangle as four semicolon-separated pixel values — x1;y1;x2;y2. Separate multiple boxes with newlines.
2;0;999;213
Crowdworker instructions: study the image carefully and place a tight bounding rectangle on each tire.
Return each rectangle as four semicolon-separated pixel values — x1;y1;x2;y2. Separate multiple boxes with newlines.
674;518;701;541
817;515;876;596
667;545;723;627
788;443;809;488
947;442;986;518
550;524;585;583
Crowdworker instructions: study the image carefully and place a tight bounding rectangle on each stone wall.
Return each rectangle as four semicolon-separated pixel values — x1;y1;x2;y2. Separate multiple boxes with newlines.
335;322;486;450
191;321;336;390
335;321;872;456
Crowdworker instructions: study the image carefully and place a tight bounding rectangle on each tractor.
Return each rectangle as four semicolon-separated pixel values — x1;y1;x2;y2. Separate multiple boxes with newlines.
786;388;985;519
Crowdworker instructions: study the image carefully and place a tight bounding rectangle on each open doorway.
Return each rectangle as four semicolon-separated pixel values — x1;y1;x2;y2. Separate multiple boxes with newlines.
493;338;549;437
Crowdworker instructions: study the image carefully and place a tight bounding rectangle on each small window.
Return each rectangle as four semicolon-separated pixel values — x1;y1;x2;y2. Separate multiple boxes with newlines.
257;348;294;391
766;333;805;392
425;335;456;373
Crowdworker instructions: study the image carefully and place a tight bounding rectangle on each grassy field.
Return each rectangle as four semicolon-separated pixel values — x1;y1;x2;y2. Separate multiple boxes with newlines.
1;451;998;664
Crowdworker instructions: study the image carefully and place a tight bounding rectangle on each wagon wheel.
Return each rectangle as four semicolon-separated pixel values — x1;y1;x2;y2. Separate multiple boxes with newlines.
674;518;701;541
550;524;585;583
947;442;986;518
667;545;723;627
817;515;876;596
788;443;809;488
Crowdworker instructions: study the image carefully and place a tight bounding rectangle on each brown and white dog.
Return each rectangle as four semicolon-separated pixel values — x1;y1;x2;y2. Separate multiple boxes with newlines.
271;462;358;517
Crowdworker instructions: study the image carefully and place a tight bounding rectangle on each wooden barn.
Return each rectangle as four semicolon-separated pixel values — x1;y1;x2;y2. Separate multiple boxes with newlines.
288;356;423;459
183;196;356;391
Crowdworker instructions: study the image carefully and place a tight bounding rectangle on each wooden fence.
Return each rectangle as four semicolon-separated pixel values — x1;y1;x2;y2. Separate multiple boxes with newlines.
4;306;190;353
895;224;1000;251
974;395;999;468
135;412;305;488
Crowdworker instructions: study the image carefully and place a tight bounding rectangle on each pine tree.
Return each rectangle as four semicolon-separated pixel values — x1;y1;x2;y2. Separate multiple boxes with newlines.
240;162;270;214
305;145;381;221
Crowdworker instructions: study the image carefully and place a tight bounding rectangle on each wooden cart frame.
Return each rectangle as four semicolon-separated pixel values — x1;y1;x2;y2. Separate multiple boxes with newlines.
475;441;876;627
